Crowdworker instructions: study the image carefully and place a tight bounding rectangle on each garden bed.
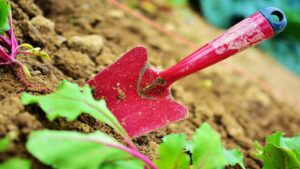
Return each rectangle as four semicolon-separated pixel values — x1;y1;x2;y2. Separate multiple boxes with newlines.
0;0;299;168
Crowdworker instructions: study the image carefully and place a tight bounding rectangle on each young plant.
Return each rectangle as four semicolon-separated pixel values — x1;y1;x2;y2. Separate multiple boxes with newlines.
255;132;300;169
0;136;31;169
0;136;9;153
0;0;49;86
22;80;157;169
21;80;300;169
154;123;245;169
0;158;30;169
22;80;246;169
26;130;147;169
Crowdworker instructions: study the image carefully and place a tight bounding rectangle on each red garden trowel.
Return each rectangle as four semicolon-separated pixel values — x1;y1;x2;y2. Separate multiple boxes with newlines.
88;7;287;137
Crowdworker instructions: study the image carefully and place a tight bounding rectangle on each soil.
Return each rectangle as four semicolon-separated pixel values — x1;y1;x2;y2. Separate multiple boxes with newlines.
0;0;299;169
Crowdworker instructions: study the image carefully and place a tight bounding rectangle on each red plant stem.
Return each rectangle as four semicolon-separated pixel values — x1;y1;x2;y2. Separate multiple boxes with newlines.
0;45;11;61
18;51;34;55
109;122;138;151
111;144;157;169
0;35;11;48
8;12;18;57
0;61;11;65
88;101;139;151
0;35;11;46
0;39;10;50
64;136;157;169
123;136;138;151
82;137;158;169
12;60;33;87
0;12;18;62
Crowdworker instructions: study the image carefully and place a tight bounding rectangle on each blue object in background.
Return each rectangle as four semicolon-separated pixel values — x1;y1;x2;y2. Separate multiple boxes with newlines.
197;0;300;75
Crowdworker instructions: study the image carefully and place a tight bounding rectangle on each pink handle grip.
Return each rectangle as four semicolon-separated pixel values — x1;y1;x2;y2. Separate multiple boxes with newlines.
158;12;275;86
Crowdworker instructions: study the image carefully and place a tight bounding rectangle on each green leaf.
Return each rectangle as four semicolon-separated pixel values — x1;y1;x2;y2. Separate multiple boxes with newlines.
21;80;126;136
37;51;50;60
154;124;245;169
260;144;300;169
19;43;35;49
19;43;51;60
0;132;18;153
0;137;9;153
101;160;144;169
223;148;245;169
154;134;190;169
166;0;188;7
0;0;10;34
0;158;31;169
256;132;300;169
282;134;300;150
26;130;144;169
192;123;227;169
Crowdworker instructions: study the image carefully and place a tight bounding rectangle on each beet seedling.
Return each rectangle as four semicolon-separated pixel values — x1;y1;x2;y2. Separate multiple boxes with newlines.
0;0;49;86
22;80;157;169
20;81;300;169
154;123;245;169
22;80;245;169
0;135;31;169
255;132;300;169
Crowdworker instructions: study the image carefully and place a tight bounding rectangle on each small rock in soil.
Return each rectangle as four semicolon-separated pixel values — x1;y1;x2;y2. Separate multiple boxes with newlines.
32;64;50;75
108;10;125;19
67;35;104;57
95;47;118;70
17;0;43;17
54;48;95;79
27;15;61;48
31;15;55;34
246;86;271;107
221;113;245;138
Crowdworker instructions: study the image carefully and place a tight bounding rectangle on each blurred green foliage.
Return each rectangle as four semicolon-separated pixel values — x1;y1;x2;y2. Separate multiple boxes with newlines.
166;0;188;7
198;0;300;74
0;0;10;34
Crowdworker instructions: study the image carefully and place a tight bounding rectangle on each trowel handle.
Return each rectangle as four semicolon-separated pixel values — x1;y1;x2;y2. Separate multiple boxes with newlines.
158;7;287;86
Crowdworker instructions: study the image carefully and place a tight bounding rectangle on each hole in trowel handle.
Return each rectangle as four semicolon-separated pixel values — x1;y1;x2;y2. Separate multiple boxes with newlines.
271;10;284;23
